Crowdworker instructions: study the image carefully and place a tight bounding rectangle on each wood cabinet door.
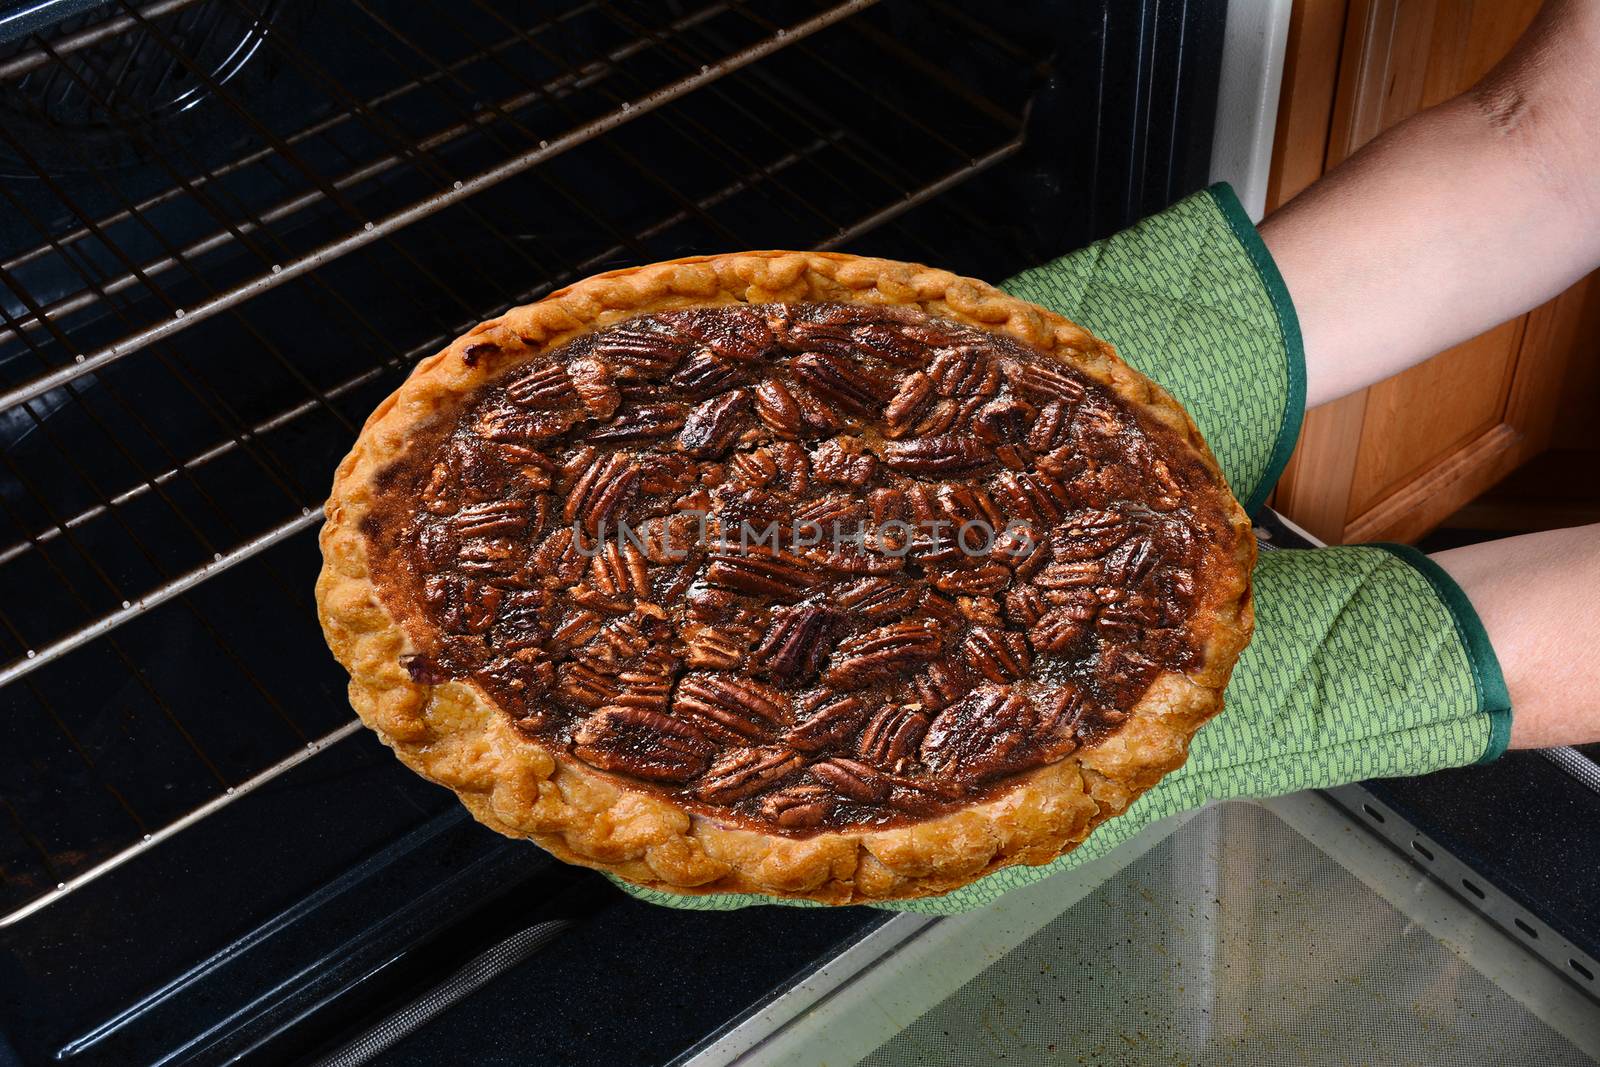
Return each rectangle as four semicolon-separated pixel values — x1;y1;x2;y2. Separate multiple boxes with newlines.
1266;0;1597;543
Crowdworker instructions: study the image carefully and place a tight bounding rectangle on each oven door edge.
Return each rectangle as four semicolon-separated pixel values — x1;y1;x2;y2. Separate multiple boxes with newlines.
669;809;1206;1067
1209;0;1292;221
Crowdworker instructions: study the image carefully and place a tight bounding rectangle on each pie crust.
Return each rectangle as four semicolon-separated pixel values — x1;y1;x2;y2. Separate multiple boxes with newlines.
316;251;1255;904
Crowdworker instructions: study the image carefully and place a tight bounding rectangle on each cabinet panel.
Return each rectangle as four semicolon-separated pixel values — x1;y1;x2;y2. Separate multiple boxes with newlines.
1265;0;1563;544
1346;318;1522;520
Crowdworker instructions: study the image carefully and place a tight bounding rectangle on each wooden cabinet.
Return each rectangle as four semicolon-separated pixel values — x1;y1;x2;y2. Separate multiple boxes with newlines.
1264;0;1600;543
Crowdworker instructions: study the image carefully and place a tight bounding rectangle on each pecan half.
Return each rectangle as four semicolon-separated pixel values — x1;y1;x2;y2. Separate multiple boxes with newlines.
585;403;688;444
588;539;650;599
568;357;619;419
558;660;619;707
883;371;935;438
1003;359;1087;402
753;604;841;683
475;401;581;443
422;575;503;634
961;626;1032;682
793;493;867;530
811;757;890;802
1037;560;1102;589
993;470;1072;524
452;499;531;540
530;527;588;585
754;379;802;438
455;538;521;579
827;621;943;688
668;349;745;397
611;668;674;712
1033;606;1092;654
928;346;999;397
932;562;1011;597
674;672;792;743
678;389;751;458
1102;535;1160;587
636;453;697;498
810;436;878;487
1096;594;1164;640
549;605;605;650
788;384;846;435
784;695;869;752
587;320;694;376
784;313;928;366
921;686;1035;781
760;783;836;829
563;453;640;535
695;747;804;804
769;440;810;494
659;305;774;363
1050;511;1130;560
1027;399;1076;452
935;483;1003;528
684;622;756;669
591;611;662;661
857;705;931;769
973;397;1033;445
728;448;778;489
911;661;969;712
834;576;918;618
882;434;993;476
704;549;821;601
1004;586;1045;627
793;351;896;418
1035;685;1090;757
505;362;577;409
573;706;713;783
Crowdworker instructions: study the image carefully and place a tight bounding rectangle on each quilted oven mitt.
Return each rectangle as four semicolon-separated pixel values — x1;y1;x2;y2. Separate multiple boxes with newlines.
617;184;1512;913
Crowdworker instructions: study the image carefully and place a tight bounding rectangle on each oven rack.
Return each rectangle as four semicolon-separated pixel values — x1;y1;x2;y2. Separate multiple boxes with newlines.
0;0;1031;686
0;0;881;410
0;0;1035;923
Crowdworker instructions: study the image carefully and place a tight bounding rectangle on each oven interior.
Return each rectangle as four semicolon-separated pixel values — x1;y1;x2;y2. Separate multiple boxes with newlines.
0;2;1228;1063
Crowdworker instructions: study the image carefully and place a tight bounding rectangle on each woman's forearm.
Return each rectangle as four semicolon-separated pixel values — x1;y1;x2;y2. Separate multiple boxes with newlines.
1260;0;1600;409
1432;524;1600;749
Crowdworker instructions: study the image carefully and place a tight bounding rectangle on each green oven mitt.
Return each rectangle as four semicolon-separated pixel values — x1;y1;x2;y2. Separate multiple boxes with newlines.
611;185;1511;913
1004;182;1303;514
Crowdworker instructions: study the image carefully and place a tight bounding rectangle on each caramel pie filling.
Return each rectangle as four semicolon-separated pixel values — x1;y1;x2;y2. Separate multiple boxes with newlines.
361;302;1238;833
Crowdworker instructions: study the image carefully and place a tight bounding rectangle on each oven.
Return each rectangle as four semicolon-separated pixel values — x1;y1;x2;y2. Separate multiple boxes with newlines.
0;1;1594;1064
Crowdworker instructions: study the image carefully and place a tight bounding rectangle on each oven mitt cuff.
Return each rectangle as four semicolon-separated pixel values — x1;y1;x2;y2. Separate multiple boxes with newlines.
1002;182;1305;515
610;544;1509;913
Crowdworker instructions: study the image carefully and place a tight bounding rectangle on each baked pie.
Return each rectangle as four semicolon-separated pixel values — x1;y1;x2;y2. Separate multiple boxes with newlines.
316;252;1254;903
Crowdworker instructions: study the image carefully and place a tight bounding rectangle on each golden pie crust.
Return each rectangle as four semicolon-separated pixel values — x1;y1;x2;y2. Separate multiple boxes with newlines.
316;251;1255;904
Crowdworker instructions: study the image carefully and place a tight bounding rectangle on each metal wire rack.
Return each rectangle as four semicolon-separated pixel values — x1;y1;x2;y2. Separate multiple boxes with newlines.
0;0;1035;922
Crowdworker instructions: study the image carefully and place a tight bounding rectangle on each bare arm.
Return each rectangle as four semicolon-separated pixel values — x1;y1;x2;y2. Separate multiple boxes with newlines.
1258;2;1600;747
1260;0;1600;408
1432;524;1600;749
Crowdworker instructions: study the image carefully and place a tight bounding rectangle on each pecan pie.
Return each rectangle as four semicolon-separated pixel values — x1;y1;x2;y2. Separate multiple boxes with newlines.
316;252;1254;903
